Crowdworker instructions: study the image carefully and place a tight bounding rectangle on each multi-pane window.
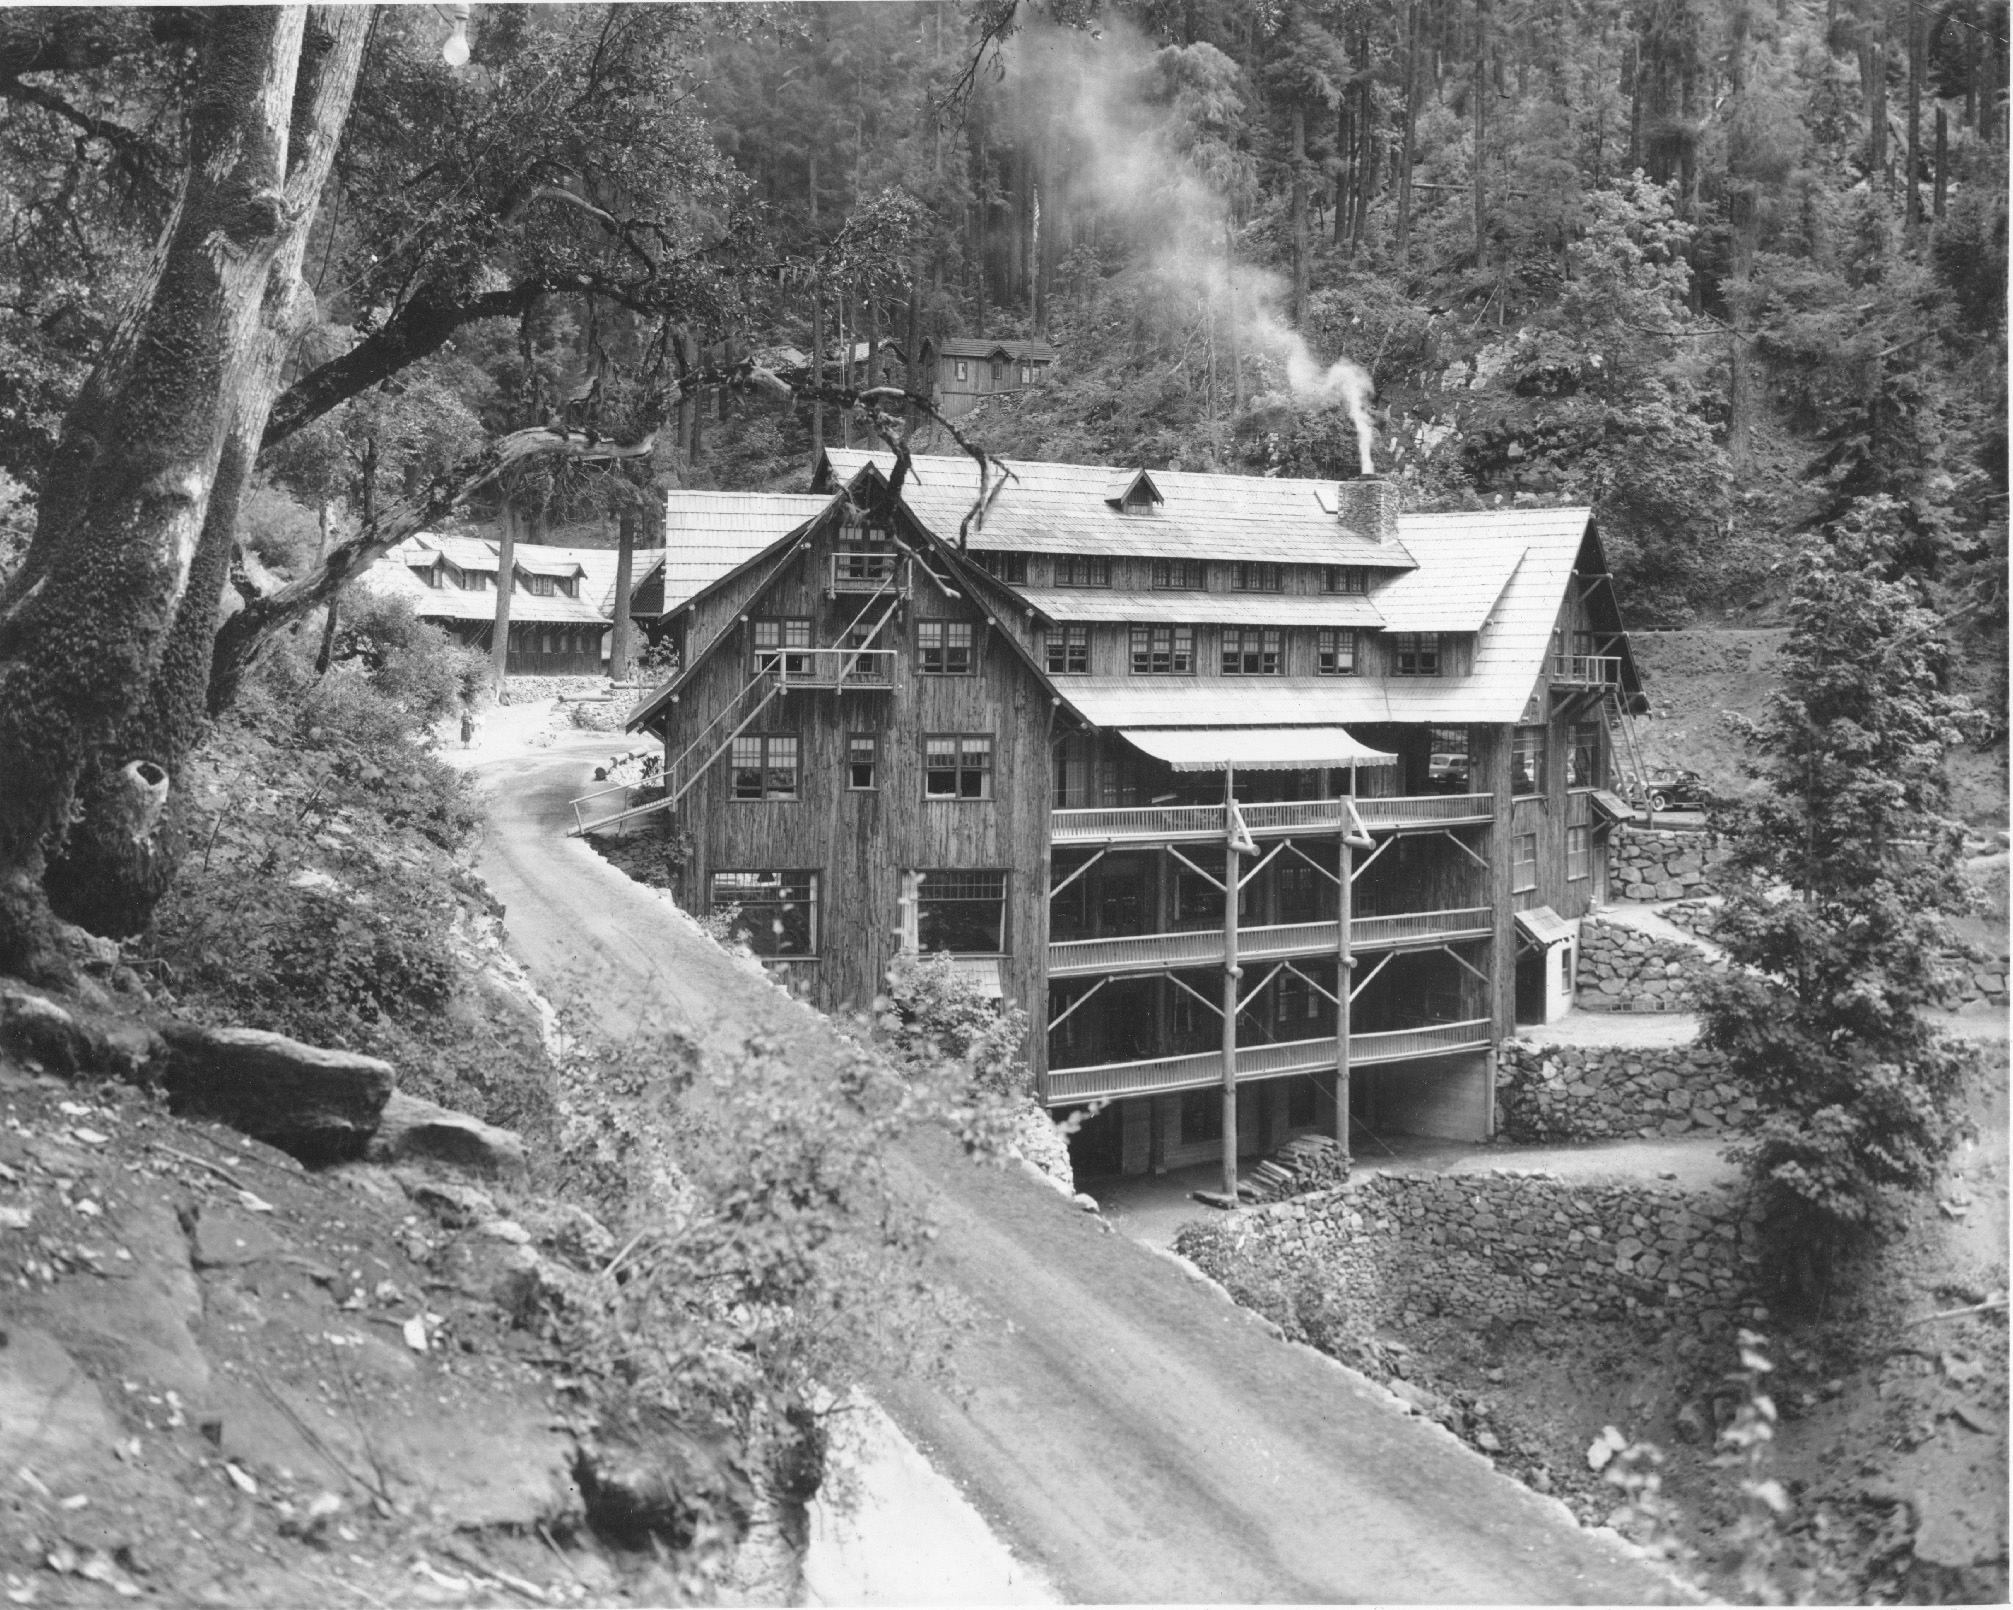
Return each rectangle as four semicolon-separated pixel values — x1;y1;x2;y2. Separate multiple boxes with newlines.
1567;825;1591;880
1130;624;1194;674
1044;625;1090;674
953;359;969;382
524;573;557;596
847;734;878;790
1391;632;1441;675
1230;561;1284;592
1054;734;1094;808
1151;558;1206;591
1316;628;1358;675
914;869;1007;952
752;617;812;676
840;621;888;680
1567;720;1602;788
1055;555;1112;588
710;871;818;956
916;619;974;674
973;550;1028;584
1221;628;1283;675
1277;970;1325;1026
410;565;442;589
1323;566;1369;595
924;733;993;799
1512;726;1546;796
730;735;799;802
1512;832;1538;893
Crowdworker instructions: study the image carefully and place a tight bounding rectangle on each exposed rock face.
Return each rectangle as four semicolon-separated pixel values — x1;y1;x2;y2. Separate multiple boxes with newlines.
366;1090;527;1179
575;1426;755;1550
1496;1038;1759;1141
158;1024;393;1163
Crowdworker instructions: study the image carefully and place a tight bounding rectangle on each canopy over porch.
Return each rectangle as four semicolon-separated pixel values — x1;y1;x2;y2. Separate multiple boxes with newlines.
1118;725;1400;773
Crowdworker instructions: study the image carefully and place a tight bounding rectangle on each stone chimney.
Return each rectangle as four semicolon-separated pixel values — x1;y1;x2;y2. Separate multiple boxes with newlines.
1333;474;1398;544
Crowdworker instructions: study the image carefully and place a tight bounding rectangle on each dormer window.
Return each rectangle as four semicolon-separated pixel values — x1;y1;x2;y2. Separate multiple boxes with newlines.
1105;469;1165;516
524;574;557;597
409;564;442;589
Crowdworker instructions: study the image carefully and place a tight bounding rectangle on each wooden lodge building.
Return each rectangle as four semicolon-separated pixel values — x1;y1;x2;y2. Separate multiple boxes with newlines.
611;449;1647;1181
918;337;1059;418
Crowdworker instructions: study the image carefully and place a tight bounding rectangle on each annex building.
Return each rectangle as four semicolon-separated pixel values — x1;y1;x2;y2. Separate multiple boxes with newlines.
607;449;1647;1180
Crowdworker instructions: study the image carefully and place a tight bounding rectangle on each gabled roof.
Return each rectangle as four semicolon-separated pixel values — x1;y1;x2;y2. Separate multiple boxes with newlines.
367;536;615;626
817;449;1419;568
1373;531;1526;633
661;491;831;612
926;337;1058;362
1104;468;1164;509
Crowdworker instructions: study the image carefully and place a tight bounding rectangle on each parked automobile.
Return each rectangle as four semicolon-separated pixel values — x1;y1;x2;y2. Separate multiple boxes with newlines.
1427;750;1470;790
1631;768;1719;813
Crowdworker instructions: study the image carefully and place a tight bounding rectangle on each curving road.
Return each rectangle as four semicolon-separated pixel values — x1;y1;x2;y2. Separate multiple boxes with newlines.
472;733;1678;1605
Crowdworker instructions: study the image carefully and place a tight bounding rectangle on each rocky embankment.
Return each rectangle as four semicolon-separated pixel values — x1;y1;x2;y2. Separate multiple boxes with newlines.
0;967;786;1607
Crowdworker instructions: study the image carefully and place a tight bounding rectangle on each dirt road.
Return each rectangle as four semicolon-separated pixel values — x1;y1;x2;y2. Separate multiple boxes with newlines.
474;735;1677;1604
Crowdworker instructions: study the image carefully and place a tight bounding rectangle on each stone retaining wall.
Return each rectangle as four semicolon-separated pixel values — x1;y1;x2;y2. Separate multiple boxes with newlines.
1176;1170;1763;1337
498;674;612;706
1576;914;1724;1011
1496;1038;1758;1142
1612;825;1720;902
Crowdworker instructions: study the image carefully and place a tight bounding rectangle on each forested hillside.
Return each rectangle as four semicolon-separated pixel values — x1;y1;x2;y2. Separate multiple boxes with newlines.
0;0;2002;666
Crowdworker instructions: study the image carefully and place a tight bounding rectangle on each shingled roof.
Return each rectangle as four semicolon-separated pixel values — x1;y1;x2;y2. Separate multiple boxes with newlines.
817;449;1420;568
925;338;1058;362
662;490;829;612
366;534;668;626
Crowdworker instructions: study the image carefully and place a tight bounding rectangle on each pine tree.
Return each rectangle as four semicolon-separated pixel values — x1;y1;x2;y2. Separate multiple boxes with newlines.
1702;499;1986;1297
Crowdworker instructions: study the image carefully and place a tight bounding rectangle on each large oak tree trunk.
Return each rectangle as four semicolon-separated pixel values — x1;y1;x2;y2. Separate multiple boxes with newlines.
0;7;321;977
43;5;370;941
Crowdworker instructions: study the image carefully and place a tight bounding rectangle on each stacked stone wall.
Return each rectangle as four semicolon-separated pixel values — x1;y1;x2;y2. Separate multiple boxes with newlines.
1177;1170;1763;1337
1576;914;1724;1011
1496;1038;1758;1141
498;674;612;706
1612;826;1720;902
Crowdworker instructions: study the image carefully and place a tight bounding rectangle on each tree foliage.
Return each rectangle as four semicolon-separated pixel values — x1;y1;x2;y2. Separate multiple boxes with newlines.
1701;500;1986;1292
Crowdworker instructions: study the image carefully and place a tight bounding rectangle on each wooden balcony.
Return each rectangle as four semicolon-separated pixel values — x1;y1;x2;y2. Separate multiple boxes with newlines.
1046;907;1494;980
1043;1018;1496;1105
828;552;905;595
749;648;897;689
1552;653;1624;686
1049;794;1492;846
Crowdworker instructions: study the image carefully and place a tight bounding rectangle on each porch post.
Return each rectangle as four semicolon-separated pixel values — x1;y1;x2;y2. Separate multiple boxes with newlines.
1335;811;1353;1160
1220;764;1240;1201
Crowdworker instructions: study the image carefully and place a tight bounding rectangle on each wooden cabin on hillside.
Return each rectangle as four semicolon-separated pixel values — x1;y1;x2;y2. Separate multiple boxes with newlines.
606;450;1648;1184
919;337;1059;417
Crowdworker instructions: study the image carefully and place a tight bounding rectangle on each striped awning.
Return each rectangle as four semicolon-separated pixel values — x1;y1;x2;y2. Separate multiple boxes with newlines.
1119;726;1399;772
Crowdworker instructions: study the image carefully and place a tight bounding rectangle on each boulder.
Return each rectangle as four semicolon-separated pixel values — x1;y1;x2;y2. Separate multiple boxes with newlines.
366;1090;527;1180
159;1024;393;1162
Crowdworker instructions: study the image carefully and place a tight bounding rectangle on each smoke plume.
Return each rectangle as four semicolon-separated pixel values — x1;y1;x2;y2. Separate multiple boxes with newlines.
994;22;1380;475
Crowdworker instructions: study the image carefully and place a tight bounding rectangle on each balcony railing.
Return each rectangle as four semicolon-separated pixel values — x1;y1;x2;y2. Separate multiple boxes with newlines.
1043;1018;1495;1104
1045;907;1494;979
1049;794;1492;845
829;552;904;594
748;647;897;688
1552;653;1624;686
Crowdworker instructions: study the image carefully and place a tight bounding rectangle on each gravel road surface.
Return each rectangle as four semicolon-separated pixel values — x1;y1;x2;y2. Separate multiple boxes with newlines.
472;733;1679;1604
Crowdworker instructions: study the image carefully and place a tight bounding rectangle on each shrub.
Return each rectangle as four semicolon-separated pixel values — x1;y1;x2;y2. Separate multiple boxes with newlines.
879;951;1032;1099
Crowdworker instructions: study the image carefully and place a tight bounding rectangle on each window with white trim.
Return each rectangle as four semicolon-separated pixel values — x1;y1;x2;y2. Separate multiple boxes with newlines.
847;734;878;790
1567;825;1591;880
1044;625;1089;674
730;734;799;802
1130;624;1194;674
752;617;812;676
1316;628;1358;675
1512;726;1546;796
924;733;993;799
710;871;818;956
916;619;973;674
911;869;1007;953
1391;632;1441;675
1567;720;1602;788
1512;832;1538;893
1221;627;1282;675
